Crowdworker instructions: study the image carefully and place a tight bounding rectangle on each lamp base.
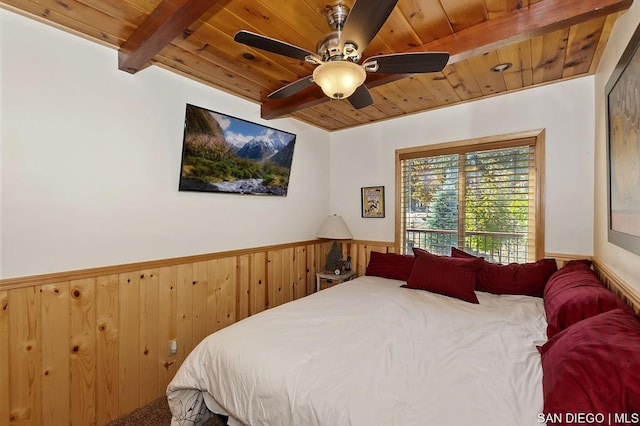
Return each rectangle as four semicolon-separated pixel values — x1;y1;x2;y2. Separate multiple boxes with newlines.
324;240;343;273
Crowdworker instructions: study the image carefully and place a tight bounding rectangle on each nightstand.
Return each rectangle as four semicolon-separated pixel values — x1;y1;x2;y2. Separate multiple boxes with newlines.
316;270;357;292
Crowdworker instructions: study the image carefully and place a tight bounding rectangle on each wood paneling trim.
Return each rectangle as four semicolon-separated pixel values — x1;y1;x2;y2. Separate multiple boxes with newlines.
544;252;592;268
593;258;640;316
395;129;543;160
0;240;322;291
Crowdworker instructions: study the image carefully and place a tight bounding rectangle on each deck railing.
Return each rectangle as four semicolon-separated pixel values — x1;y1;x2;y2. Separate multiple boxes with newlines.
405;228;528;264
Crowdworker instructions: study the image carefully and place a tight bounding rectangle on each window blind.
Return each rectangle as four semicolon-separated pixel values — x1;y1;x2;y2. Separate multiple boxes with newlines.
399;140;538;264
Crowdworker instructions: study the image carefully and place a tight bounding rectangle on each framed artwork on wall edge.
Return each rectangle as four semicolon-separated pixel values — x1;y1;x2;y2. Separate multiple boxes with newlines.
606;23;640;256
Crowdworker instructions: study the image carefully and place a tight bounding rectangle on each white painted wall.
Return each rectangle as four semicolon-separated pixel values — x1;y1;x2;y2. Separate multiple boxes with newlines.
1;7;610;279
0;10;330;279
329;77;596;257
594;5;640;293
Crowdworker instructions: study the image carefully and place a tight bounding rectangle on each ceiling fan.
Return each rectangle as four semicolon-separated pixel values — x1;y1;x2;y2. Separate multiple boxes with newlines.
234;0;450;110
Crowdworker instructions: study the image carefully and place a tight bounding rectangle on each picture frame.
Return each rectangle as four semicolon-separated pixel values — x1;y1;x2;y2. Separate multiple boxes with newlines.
606;23;640;255
178;104;296;196
361;186;385;218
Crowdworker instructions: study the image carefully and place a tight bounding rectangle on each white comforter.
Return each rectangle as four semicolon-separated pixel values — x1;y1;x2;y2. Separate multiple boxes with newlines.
167;275;547;426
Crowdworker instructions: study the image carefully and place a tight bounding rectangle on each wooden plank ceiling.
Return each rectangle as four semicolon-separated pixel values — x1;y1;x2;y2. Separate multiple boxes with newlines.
1;0;632;131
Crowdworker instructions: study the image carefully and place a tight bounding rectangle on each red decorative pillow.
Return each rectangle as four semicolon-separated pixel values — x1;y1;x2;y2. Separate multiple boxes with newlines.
407;248;482;303
560;259;593;269
365;251;415;281
412;247;430;257
539;309;640;420
543;261;632;338
450;247;557;297
450;247;478;259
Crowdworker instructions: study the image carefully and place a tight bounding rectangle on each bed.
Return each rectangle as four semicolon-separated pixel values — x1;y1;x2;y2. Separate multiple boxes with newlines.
166;274;548;425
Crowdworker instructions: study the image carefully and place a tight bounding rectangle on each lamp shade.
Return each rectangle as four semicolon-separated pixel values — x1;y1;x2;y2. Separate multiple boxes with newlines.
312;61;366;99
317;214;353;240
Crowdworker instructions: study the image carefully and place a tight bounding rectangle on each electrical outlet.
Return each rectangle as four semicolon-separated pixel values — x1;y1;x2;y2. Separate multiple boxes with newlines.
167;339;178;356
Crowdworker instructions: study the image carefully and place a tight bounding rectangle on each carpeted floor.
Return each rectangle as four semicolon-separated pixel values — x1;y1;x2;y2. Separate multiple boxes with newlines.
106;396;228;426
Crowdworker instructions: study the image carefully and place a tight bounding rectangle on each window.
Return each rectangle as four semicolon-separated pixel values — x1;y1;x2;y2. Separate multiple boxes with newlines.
396;130;545;263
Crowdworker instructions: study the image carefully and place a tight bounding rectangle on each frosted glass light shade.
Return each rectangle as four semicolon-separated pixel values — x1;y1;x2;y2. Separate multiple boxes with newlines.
312;61;366;99
316;214;353;240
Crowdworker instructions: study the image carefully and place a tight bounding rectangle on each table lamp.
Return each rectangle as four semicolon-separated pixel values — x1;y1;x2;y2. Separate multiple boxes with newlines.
316;214;353;273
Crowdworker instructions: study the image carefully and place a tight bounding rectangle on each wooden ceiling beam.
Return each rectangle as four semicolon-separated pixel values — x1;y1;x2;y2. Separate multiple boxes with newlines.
412;0;632;62
118;0;222;74
261;0;632;120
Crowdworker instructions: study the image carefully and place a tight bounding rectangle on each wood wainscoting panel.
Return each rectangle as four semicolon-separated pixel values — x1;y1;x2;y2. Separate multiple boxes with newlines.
0;239;395;424
214;257;238;332
158;266;179;396
176;264;194;378
40;282;70;426
267;248;287;310
7;241;632;425
593;258;640;316
69;278;97;425
192;262;209;351
249;252;267;316
8;287;42;425
0;290;10;426
118;272;141;416
236;255;251;323
95;274;119;425
294;246;307;301
139;270;160;407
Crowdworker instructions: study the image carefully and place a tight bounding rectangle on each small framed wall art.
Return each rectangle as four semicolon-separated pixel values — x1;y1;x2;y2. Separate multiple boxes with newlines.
361;186;385;218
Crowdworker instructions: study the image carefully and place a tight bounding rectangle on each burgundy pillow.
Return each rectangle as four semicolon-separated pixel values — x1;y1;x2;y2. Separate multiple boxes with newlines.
543;261;632;338
559;259;593;269
450;247;478;259
407;248;482;304
365;251;415;281
450;247;557;297
539;309;640;421
412;247;430;257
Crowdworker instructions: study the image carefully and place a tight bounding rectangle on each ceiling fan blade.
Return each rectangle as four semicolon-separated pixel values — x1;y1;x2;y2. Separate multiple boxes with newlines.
339;0;398;54
363;52;450;74
234;30;316;62
268;76;315;99
348;85;373;109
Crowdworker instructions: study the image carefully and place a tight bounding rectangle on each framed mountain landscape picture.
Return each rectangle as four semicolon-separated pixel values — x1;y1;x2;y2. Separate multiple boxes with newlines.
178;104;296;196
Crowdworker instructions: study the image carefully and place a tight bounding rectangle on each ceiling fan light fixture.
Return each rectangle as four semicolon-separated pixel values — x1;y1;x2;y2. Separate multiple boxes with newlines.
312;61;366;99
